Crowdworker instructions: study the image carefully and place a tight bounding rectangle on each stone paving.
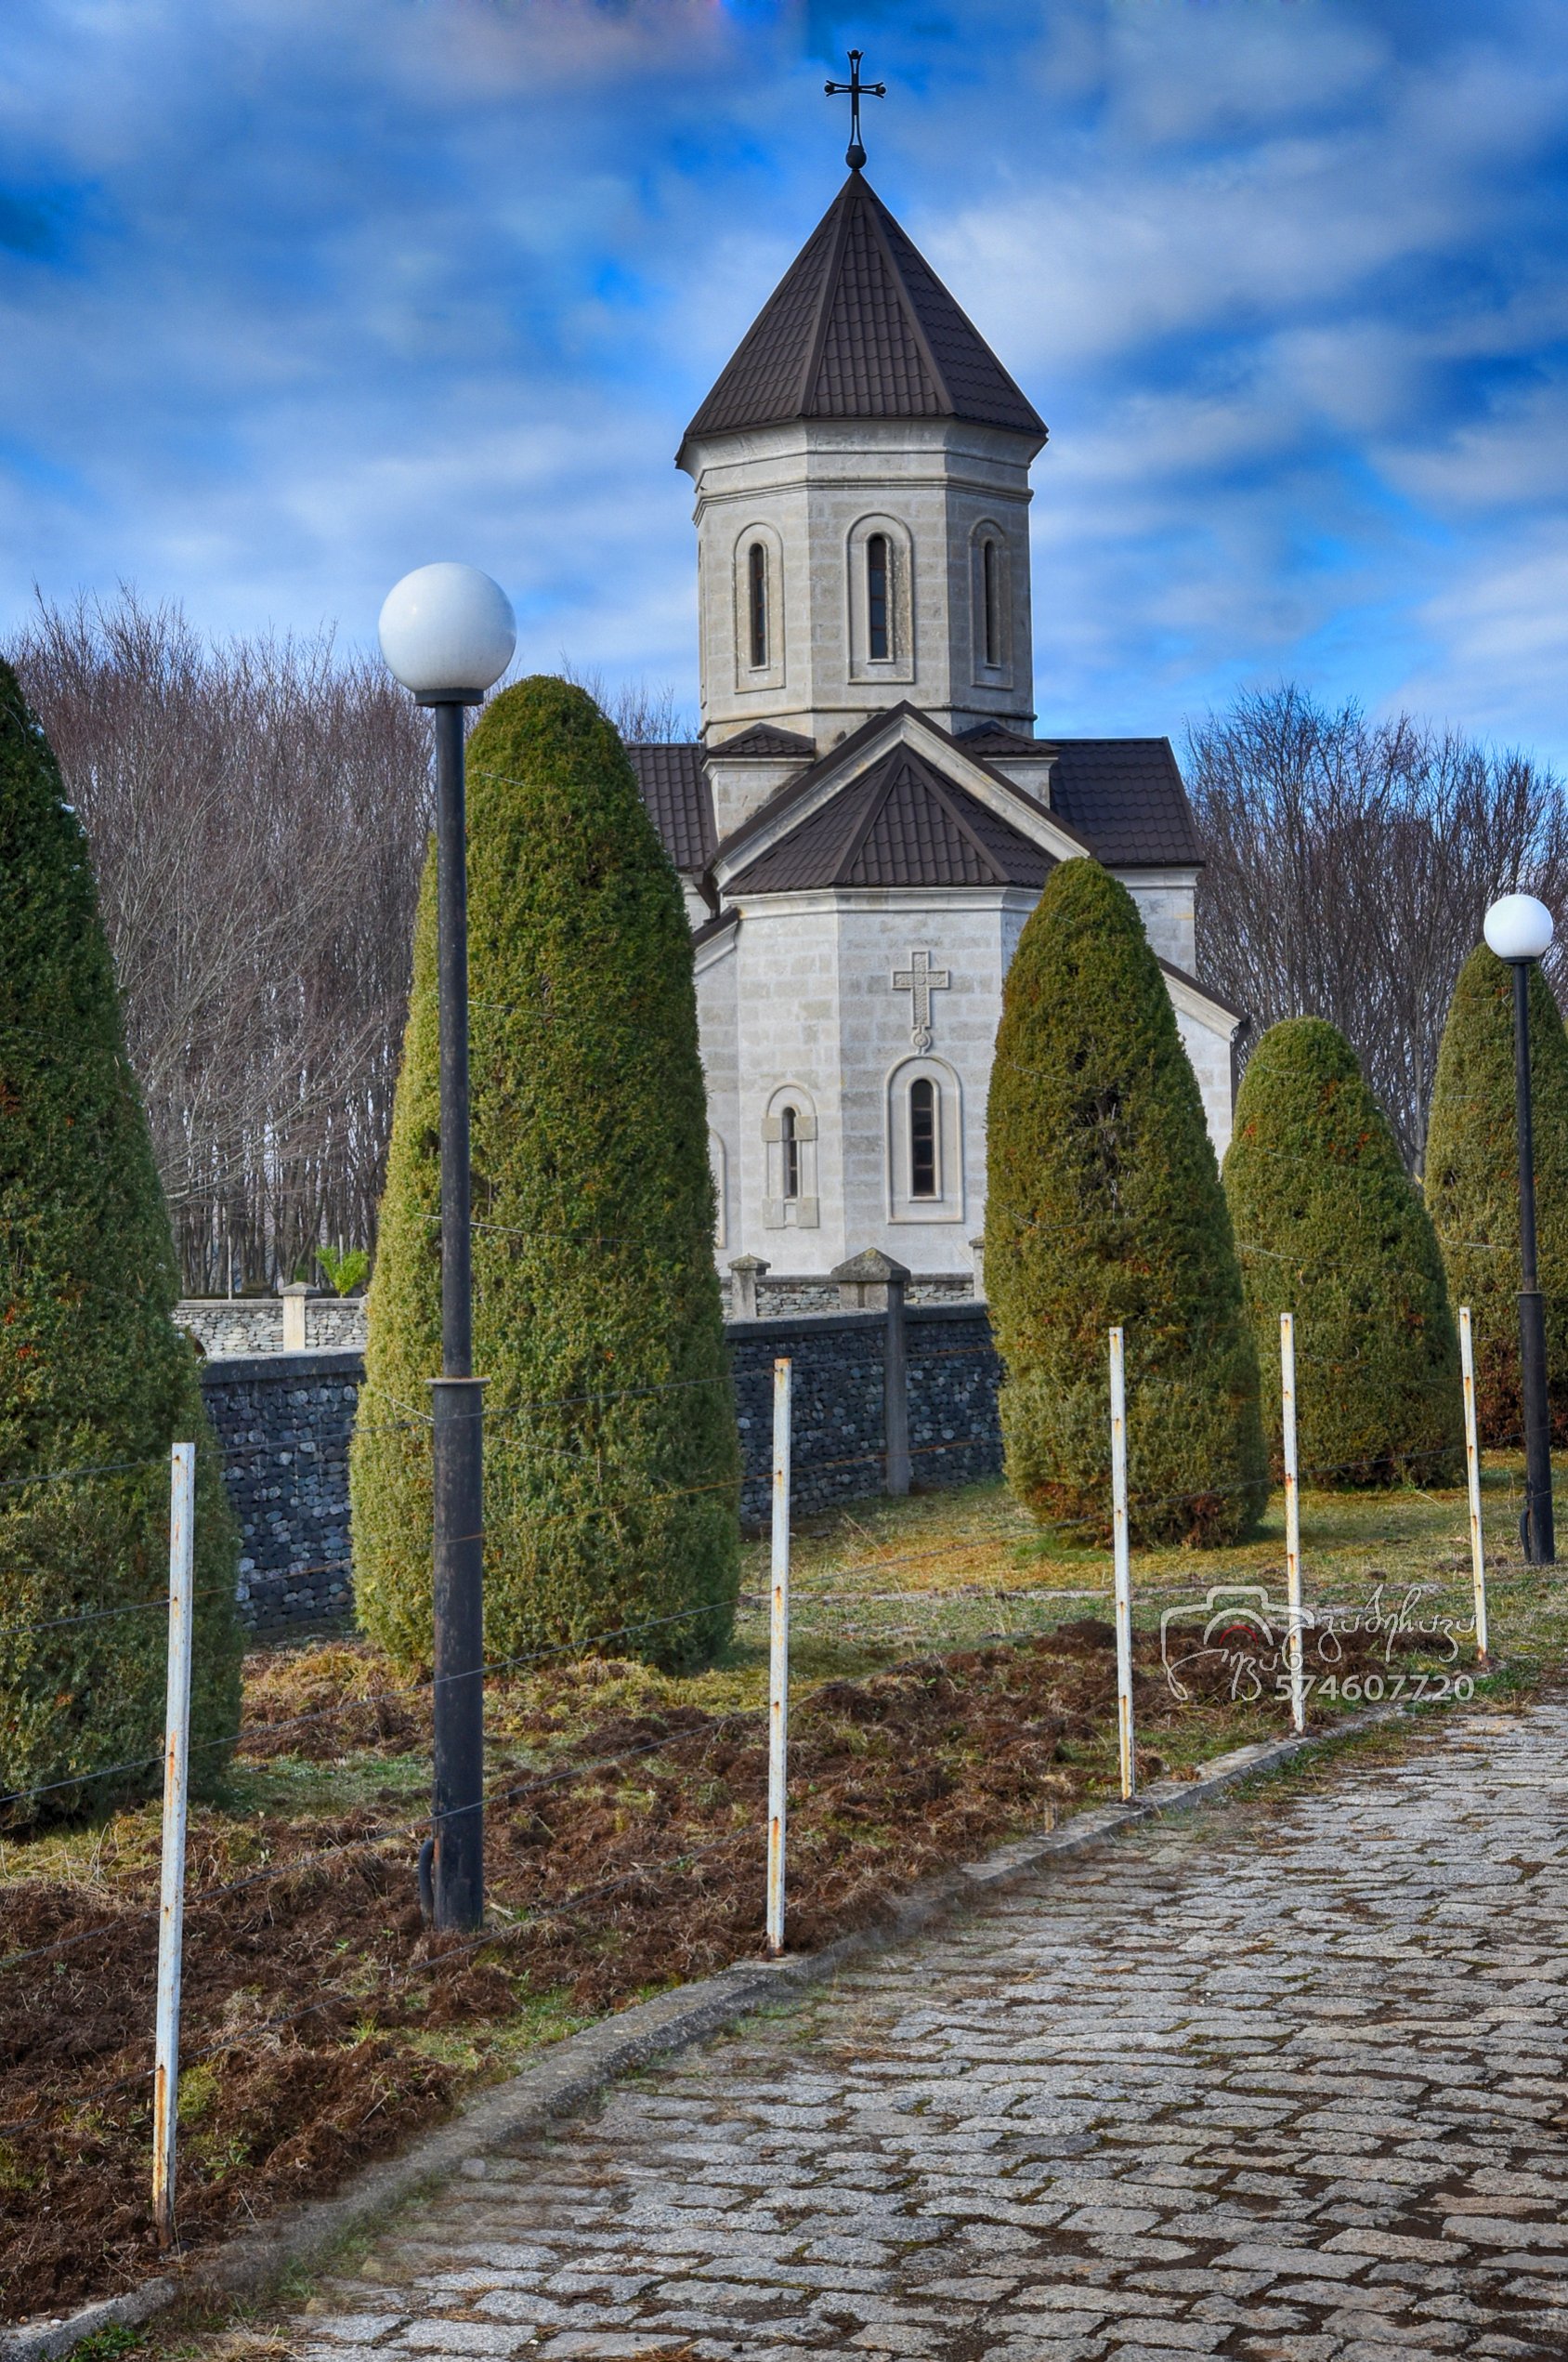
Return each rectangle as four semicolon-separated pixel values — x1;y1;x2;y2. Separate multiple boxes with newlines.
294;1699;1568;2359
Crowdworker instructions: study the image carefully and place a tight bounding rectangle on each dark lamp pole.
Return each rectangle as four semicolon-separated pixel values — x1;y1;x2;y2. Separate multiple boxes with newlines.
1484;893;1557;1568
380;564;516;1931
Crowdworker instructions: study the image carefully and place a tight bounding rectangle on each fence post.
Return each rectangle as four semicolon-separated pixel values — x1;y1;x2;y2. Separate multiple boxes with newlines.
152;1440;196;2250
281;1280;308;1351
829;1249;911;1497
1459;1306;1489;1664
1280;1312;1305;1736
1108;1326;1135;1801
765;1358;792;1957
883;1266;910;1498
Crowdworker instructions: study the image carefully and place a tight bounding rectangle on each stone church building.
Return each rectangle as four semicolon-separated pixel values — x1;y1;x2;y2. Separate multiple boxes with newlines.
627;165;1240;1294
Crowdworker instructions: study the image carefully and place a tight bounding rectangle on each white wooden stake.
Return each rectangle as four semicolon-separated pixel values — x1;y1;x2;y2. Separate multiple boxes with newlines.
765;1358;792;1957
152;1441;196;2250
1280;1314;1305;1735
1459;1306;1489;1664
1108;1326;1135;1801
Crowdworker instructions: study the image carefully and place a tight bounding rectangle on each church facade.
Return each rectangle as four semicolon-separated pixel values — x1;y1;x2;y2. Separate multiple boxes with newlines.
628;167;1241;1291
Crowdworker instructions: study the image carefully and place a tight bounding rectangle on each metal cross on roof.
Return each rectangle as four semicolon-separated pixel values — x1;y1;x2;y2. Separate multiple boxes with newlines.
825;49;886;172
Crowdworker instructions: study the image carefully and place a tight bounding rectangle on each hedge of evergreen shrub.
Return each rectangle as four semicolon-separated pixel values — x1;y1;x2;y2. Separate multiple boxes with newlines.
1425;943;1568;1444
1222;1017;1461;1485
351;677;739;1674
984;859;1266;1545
0;662;241;1827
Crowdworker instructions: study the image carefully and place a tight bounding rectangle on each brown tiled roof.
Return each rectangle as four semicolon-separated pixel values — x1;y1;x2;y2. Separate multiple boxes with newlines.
692;906;739;951
681;174;1045;452
626;742;713;874
727;742;1054;895
1047;740;1200;868
710;722;817;756
957;724;1054;758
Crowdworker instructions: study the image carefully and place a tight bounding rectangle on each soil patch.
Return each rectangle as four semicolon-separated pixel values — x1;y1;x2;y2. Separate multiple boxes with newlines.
0;1614;1446;2316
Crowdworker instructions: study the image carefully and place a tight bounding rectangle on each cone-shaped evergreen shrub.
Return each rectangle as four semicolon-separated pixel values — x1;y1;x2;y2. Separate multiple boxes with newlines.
985;860;1266;1545
1425;944;1568;1444
0;663;241;1826
1223;1017;1461;1486
351;678;738;1673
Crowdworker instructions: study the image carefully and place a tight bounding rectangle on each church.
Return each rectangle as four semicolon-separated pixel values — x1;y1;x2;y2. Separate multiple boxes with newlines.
627;145;1241;1294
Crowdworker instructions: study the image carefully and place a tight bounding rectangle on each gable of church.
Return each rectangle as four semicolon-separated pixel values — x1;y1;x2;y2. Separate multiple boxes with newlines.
726;741;1054;894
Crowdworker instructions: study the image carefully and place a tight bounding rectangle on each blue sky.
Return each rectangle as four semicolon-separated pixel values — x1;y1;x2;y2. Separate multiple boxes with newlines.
4;0;1568;760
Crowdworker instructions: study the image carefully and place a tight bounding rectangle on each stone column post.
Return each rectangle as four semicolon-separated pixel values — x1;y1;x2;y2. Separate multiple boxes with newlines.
727;1254;770;1319
969;1234;986;1298
830;1249;912;1497
281;1281;310;1352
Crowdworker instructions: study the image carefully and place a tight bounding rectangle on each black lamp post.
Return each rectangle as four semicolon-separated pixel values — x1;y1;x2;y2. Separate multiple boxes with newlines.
380;563;516;1930
1484;891;1558;1567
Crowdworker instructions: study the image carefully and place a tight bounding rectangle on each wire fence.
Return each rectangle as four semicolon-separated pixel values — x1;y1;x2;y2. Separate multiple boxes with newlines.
0;1307;1554;2266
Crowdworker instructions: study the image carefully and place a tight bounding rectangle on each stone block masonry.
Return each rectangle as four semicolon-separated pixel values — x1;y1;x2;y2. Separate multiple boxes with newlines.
728;1302;1000;1525
200;1349;362;1633
178;1295;368;1358
203;1306;1001;1631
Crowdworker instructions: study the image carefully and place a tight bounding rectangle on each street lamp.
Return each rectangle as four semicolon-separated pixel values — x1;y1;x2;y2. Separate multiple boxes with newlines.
380;562;516;1930
1483;891;1557;1567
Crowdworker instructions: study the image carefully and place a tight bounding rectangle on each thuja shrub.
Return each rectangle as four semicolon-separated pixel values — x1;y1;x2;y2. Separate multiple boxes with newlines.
351;678;739;1674
0;662;241;1826
1223;1017;1461;1486
984;859;1266;1545
1425;944;1568;1444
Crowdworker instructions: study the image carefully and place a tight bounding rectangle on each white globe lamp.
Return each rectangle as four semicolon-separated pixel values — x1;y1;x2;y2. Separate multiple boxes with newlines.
378;562;516;703
379;559;515;1939
1483;893;1555;966
1481;890;1558;1570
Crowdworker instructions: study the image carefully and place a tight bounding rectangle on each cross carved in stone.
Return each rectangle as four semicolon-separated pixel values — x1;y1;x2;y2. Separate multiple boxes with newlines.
893;948;950;1053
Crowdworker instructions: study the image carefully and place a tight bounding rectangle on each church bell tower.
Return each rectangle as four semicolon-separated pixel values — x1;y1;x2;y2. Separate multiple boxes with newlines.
676;164;1047;839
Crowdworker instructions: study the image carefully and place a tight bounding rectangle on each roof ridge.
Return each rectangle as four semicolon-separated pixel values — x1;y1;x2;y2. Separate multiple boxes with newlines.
797;179;860;419
899;748;1011;884
861;184;953;417
832;755;898;878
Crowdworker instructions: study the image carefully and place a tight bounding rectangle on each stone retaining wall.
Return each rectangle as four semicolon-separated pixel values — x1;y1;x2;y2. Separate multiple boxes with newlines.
179;1297;368;1357
185;1278;977;1355
727;1304;1000;1524
200;1350;362;1632
202;1305;1001;1633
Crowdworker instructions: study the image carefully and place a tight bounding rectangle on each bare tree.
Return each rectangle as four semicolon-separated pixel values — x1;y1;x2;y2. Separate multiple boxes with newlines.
8;592;431;1291
555;662;695;744
1187;685;1568;1171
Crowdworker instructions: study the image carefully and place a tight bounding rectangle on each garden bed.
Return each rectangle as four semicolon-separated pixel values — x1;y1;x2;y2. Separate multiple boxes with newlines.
0;1603;1458;2320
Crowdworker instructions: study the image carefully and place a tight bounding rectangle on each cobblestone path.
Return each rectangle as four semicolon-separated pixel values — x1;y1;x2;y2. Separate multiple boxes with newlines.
295;1699;1568;2359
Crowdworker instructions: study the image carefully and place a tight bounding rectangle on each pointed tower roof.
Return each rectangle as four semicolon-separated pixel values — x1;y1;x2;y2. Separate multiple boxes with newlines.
680;174;1045;457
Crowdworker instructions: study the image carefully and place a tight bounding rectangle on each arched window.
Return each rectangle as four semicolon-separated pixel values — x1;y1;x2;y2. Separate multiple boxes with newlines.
747;541;768;670
981;538;1001;669
886;1056;961;1223
764;1088;818;1228
867;532;890;661
909;1077;938;1199
780;1104;801;1201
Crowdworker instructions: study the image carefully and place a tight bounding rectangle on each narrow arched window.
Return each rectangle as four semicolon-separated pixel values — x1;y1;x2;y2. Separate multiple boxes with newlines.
867;533;890;661
748;542;768;669
982;538;1001;667
909;1078;938;1199
780;1104;801;1201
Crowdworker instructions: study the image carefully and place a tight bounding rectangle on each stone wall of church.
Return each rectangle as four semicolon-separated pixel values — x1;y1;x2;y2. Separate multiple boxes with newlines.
685;419;1037;750
1124;874;1197;973
203;1304;1001;1633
